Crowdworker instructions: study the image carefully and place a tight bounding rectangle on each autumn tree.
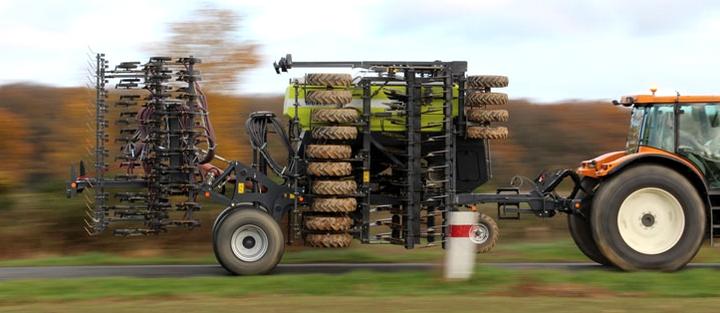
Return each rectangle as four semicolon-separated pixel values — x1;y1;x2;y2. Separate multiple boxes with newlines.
151;6;259;93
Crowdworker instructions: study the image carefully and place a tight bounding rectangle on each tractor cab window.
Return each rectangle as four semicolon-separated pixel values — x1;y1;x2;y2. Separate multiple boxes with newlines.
641;105;675;153
677;103;720;188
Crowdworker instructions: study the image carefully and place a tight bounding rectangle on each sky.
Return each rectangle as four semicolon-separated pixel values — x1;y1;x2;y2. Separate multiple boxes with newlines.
2;0;720;102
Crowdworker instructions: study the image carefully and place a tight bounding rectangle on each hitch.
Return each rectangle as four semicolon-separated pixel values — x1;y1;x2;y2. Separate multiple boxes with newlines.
455;169;583;219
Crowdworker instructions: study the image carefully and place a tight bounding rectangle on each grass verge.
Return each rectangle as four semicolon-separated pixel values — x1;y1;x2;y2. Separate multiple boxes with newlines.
1;265;720;304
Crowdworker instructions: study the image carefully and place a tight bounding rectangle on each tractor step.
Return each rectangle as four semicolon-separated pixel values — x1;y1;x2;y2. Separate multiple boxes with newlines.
711;206;720;248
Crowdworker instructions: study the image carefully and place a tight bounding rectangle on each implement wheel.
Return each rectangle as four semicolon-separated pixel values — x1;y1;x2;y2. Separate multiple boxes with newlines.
473;213;499;253
466;75;509;89
312;109;359;123
305;233;353;248
591;165;705;271
305;73;352;87
312;126;358;140
306;90;353;105
467;126;508;140
306;144;352;160
213;208;285;275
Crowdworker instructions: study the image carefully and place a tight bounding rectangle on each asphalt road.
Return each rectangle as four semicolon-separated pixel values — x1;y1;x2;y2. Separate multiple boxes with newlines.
1;262;719;280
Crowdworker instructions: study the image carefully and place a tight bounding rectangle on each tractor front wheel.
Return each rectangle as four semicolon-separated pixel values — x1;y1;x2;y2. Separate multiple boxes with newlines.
591;165;705;271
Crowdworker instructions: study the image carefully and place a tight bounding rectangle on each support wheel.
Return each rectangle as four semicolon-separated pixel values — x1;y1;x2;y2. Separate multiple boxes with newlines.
213;209;285;275
591;165;706;271
473;213;499;253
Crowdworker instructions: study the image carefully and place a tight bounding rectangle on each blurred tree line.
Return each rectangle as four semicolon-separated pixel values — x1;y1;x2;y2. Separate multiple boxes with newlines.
0;83;630;188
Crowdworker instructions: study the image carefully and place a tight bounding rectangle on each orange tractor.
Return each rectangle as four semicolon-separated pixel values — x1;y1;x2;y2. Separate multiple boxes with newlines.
569;91;720;271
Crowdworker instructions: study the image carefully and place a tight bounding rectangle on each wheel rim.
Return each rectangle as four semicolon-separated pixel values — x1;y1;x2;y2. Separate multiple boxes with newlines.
230;224;269;262
470;223;490;245
617;187;685;255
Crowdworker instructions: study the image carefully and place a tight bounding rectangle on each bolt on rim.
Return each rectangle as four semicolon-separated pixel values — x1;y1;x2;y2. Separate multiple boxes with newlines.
617;187;685;255
230;224;269;262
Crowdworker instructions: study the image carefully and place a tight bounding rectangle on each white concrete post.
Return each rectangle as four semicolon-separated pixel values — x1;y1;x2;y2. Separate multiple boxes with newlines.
444;211;478;280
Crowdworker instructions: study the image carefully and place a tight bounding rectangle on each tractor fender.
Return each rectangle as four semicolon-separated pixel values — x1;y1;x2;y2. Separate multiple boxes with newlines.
599;153;711;223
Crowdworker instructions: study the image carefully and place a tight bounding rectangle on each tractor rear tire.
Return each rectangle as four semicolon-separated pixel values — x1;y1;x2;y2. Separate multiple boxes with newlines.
307;162;353;177
591;165;705;271
567;178;612;266
312;126;358;140
304;216;353;231
311;198;357;212
466;75;509;89
212;209;285;275
305;233;353;248
306;90;352;105
312;180;357;195
467;126;508;140
467;109;509;123
306;145;352;160
465;92;508;106
312;109;359;123
305;73;352;87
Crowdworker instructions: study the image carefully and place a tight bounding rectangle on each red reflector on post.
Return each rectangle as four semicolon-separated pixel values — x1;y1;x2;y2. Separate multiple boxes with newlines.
448;224;473;238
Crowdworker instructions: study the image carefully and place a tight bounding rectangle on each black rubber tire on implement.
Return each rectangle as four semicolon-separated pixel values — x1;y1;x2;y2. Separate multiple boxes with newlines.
312;180;357;195
466;75;509;89
305;73;352;87
467;109;509;123
213;209;285;275
567;178;612;266
311;198;357;212
305;233;353;248
306;90;353;105
312;109;359;123
312;126;358;140
307;162;353;177
475;213;499;253
467;126;508;140
304;216;353;231
590;165;706;271
305;144;352;160
465;92;508;106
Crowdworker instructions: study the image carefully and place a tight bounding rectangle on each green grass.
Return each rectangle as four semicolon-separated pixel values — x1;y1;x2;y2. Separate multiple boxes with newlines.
1;265;720;304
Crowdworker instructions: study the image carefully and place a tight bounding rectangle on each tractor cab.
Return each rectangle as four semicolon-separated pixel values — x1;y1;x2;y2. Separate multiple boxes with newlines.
616;93;720;189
